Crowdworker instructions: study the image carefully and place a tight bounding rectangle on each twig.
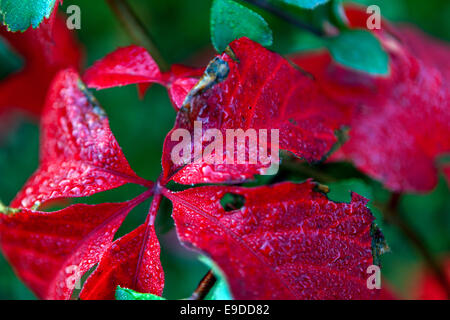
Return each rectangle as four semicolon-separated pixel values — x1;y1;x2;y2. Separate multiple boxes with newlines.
105;0;170;71
382;193;450;299
188;270;217;300
241;0;324;37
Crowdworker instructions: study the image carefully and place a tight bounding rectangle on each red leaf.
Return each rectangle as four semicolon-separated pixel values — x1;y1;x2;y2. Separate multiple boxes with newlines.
0;200;139;300
11;69;145;209
0;12;82;116
292;7;450;192
83;46;203;110
1;67;162;300
162;37;349;185
80;223;164;300
164;180;379;299
83;46;162;89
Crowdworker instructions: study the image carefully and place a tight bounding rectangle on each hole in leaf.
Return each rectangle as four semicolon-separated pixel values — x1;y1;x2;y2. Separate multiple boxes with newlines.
220;193;245;212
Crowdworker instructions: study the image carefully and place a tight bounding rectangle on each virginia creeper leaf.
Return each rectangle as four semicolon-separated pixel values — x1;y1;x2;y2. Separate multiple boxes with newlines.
0;0;60;32
0;200;138;300
276;0;330;10
210;0;273;53
80;223;164;300
83;46;162;89
116;287;166;300
0;13;81;116
166;180;381;299
292;6;450;192
326;30;389;76
11;69;143;209
83;46;203;110
162;37;349;185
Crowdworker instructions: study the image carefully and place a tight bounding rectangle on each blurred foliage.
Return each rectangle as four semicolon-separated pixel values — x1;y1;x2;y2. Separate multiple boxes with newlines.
0;0;449;300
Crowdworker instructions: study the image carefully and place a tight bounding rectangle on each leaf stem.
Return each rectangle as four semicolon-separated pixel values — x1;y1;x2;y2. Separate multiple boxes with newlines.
188;270;217;300
382;193;450;299
105;0;170;72
241;0;325;37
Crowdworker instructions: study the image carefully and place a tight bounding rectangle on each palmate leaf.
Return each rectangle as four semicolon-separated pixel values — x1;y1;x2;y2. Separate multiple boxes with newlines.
292;6;450;192
164;180;381;299
0;68;161;300
1;30;389;301
0;0;60;32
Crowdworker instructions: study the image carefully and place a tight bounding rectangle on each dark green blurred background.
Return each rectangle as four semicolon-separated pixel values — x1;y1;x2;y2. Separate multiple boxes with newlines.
0;0;449;299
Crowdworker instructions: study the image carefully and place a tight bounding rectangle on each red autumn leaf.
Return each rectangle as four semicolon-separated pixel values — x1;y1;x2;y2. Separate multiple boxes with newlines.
0;12;82;117
161;37;349;185
292;6;450;192
164;180;380;299
0;199;141;300
80;222;163;300
1;68;164;300
11;69;149;209
80;194;164;300
83;45;203;110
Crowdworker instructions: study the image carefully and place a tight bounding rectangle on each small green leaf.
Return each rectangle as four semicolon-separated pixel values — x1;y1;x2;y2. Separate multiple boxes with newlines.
325;29;389;76
275;0;330;10
115;286;166;300
326;179;373;203
0;0;58;32
211;0;273;53
199;255;233;300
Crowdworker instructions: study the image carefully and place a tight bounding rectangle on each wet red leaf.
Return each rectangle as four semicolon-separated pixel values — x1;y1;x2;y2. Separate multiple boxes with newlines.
83;45;203;110
11;69;145;209
165;180;379;300
162;37;349;185
80;223;163;300
0;200;139;300
292;6;450;192
1;68;161;300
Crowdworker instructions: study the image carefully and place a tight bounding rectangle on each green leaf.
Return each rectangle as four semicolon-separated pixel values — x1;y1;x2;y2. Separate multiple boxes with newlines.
115;286;166;300
326;179;373;203
0;0;58;32
211;0;273;53
325;29;389;76
275;0;330;10
199;255;233;300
